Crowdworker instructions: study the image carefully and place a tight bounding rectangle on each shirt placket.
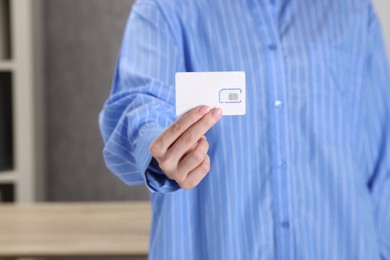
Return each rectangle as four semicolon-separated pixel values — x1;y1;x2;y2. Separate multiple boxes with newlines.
257;1;295;259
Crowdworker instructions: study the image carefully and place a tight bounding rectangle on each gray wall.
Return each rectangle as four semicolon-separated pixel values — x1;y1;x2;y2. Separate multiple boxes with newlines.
44;0;150;201
373;0;390;57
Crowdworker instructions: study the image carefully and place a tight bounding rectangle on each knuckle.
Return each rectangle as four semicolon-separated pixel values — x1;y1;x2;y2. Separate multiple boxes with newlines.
203;163;210;173
159;159;172;172
149;143;159;157
176;176;186;186
202;160;210;172
172;121;183;134
179;180;194;190
176;178;186;188
150;140;163;158
182;131;194;145
202;116;215;128
203;140;210;151
191;151;205;164
188;113;199;124
173;171;186;183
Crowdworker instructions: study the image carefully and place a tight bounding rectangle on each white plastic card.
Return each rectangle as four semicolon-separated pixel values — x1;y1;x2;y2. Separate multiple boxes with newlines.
175;71;246;116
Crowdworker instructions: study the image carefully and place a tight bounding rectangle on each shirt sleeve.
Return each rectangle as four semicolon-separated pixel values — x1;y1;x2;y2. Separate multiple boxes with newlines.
99;0;183;193
364;5;390;259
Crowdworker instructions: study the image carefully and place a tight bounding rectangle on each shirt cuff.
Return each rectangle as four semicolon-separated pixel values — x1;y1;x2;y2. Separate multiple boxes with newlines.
145;157;181;193
134;126;180;193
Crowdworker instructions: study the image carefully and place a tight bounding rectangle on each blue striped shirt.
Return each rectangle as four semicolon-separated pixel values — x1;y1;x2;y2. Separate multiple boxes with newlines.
99;0;390;259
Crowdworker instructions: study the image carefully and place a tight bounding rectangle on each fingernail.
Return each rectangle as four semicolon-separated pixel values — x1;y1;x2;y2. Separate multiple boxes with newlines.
211;108;222;119
202;135;207;140
199;105;211;115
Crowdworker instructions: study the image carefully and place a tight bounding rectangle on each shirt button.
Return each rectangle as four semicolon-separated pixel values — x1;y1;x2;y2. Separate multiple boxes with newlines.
281;221;290;229
278;161;287;169
274;100;283;108
268;43;277;51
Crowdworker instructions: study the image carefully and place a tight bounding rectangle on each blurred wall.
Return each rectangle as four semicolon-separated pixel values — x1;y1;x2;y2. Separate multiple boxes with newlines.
44;0;150;201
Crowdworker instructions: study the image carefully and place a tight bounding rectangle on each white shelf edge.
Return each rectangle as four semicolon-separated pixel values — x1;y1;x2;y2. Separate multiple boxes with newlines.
0;60;15;71
0;171;18;183
0;0;45;202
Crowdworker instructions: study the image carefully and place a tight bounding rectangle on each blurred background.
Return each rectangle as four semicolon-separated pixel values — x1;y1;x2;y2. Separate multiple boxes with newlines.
1;0;148;205
0;0;389;259
44;0;147;202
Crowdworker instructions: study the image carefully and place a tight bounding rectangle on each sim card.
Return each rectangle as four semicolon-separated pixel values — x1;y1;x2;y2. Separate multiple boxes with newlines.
175;71;246;116
219;88;243;103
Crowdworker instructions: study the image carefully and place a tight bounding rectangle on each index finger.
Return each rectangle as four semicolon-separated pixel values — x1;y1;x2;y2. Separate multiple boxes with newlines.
155;105;211;153
164;108;221;163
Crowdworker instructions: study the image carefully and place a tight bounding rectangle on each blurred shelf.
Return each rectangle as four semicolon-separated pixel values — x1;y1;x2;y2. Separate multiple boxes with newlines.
0;202;151;257
0;171;17;183
0;61;14;71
